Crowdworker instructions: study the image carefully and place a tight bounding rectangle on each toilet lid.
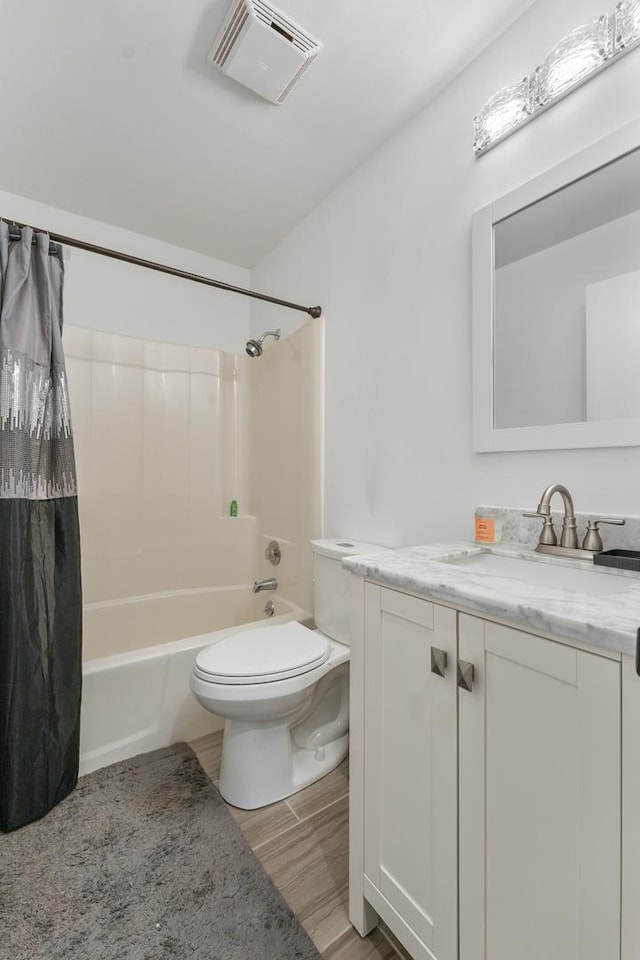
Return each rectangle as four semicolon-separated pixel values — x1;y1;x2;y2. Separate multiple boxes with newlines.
194;621;330;684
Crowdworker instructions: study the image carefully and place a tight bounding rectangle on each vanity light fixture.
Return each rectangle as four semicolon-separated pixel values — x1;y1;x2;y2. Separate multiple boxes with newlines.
473;0;640;156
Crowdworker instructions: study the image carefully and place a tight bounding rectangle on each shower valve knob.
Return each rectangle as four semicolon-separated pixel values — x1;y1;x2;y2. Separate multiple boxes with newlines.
265;540;282;565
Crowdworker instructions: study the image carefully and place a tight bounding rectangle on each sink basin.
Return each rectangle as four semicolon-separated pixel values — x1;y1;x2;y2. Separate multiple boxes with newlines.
441;551;629;595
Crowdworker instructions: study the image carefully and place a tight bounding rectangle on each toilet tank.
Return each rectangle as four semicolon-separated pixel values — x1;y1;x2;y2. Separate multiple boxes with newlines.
311;539;387;646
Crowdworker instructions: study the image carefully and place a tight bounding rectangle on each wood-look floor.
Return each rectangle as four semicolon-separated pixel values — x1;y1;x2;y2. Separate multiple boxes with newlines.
190;731;400;959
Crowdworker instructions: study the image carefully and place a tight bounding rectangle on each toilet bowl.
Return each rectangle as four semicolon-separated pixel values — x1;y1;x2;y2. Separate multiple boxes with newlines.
190;538;386;809
191;622;350;808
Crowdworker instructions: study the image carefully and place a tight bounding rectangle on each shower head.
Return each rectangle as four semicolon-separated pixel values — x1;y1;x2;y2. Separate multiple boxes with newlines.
245;339;263;358
245;329;281;358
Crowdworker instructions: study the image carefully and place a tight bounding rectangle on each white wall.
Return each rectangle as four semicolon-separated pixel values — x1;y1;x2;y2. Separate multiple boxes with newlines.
0;189;251;353
250;0;640;547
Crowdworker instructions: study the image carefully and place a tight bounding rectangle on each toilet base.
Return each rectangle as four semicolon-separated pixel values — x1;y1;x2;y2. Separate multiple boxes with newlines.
218;717;349;809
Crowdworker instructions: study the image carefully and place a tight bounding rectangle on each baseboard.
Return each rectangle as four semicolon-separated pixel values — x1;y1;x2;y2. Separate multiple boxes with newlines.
378;920;415;960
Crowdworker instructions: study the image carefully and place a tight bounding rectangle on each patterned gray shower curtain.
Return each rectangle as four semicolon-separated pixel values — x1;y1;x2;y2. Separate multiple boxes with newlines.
0;221;82;832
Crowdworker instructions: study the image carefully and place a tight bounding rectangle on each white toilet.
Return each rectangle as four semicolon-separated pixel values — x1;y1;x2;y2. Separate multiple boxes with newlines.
190;538;384;809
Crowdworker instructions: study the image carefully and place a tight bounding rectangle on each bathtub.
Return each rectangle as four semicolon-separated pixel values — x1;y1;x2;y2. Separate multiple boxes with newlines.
80;586;307;776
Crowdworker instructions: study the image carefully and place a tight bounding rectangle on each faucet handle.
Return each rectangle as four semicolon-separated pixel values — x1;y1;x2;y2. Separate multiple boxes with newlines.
522;510;557;546
582;517;625;553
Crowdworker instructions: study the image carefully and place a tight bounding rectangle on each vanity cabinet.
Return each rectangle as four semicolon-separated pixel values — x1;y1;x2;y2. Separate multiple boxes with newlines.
350;580;624;960
363;585;457;960
458;615;620;960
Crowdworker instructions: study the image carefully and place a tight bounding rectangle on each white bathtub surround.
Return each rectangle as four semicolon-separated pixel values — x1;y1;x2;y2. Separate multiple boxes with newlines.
474;504;639;551
246;316;324;615
80;589;307;776
66;314;324;615
343;541;640;657
65;326;253;604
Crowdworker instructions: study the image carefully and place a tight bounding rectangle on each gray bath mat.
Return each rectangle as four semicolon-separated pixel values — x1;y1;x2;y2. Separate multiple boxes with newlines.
0;744;322;960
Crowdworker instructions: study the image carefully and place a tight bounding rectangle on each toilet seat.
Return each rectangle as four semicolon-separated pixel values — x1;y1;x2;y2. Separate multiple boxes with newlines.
193;621;329;685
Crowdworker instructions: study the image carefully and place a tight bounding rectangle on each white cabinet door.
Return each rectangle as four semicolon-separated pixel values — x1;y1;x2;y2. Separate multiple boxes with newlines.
458;614;621;960
363;584;457;960
622;653;640;960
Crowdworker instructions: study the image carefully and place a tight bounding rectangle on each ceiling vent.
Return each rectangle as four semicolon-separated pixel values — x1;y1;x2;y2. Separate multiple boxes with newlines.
207;0;322;104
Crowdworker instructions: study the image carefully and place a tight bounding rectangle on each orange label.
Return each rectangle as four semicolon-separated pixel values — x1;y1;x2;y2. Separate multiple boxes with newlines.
475;518;495;542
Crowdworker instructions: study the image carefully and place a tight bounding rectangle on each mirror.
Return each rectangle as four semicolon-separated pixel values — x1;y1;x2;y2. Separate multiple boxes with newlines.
472;118;640;451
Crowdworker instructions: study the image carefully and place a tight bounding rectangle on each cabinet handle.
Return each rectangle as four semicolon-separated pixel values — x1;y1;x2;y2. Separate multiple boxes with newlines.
636;628;640;678
457;659;475;692
431;646;448;678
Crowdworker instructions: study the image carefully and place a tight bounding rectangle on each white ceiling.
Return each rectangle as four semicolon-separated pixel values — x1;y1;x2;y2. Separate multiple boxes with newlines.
0;0;537;267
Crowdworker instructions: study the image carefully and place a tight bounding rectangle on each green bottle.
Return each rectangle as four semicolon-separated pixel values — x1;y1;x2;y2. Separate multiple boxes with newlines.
230;500;238;517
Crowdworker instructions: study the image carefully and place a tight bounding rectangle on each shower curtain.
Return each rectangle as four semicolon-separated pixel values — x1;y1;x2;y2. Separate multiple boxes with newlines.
0;222;82;832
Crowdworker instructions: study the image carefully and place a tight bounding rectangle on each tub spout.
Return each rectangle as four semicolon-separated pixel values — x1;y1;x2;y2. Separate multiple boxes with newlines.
253;577;278;593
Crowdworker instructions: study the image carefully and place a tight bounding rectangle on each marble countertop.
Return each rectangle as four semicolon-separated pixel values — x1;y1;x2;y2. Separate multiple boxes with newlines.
342;542;640;658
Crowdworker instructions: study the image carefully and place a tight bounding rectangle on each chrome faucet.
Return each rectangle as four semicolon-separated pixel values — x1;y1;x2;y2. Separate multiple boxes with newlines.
253;577;278;593
524;483;578;549
523;483;624;558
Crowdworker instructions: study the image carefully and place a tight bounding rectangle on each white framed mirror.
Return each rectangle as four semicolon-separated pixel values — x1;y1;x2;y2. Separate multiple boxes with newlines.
472;118;640;452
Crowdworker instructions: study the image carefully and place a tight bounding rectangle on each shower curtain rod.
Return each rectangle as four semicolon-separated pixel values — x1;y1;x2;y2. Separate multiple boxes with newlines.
4;220;322;319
